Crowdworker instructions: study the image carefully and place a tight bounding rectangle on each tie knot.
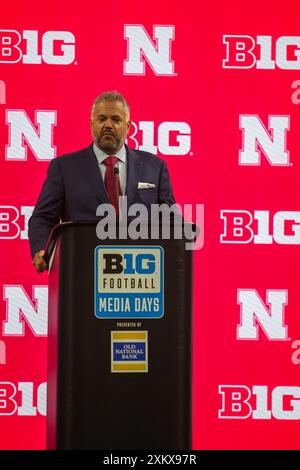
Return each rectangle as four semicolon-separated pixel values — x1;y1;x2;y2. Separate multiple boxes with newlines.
104;156;119;167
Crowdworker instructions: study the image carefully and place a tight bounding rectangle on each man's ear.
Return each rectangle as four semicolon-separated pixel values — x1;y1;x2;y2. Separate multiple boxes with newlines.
127;120;131;131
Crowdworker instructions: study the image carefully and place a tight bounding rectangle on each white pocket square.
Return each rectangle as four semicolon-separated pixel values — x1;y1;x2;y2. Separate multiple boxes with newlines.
138;182;156;189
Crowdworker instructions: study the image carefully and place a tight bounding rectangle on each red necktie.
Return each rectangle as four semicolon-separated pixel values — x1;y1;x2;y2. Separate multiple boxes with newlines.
103;156;121;214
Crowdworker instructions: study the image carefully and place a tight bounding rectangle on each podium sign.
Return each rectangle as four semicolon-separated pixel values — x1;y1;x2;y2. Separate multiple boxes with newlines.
94;245;164;319
46;221;193;450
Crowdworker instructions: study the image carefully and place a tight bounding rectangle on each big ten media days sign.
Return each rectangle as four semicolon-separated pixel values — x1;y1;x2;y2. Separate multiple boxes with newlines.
94;246;164;319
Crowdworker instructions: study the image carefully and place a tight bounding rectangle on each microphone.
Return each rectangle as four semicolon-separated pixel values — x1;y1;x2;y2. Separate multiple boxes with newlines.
114;166;120;215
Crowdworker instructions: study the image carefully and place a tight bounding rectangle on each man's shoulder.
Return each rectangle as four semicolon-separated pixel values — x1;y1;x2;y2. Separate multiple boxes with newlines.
127;146;165;166
52;145;93;167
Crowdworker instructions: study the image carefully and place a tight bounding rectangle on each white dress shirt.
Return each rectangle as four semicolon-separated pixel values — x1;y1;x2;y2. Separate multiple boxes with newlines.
93;143;127;195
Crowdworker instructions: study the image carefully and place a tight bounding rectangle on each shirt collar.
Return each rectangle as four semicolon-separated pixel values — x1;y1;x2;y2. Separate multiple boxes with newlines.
93;142;126;164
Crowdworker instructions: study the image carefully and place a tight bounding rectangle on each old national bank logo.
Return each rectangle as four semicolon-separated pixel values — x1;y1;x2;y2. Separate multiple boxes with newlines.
94;246;164;319
111;331;148;373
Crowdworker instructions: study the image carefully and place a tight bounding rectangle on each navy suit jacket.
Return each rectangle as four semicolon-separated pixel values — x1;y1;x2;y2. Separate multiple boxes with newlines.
28;144;176;257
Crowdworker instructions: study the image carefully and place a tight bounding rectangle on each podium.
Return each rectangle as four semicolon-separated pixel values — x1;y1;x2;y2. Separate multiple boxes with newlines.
45;221;194;450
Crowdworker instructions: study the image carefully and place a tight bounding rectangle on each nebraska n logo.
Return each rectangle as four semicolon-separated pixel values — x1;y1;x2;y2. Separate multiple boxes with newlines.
124;25;175;76
237;289;288;340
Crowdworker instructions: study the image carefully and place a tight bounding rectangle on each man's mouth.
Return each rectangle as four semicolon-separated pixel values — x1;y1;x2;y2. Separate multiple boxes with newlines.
102;132;115;137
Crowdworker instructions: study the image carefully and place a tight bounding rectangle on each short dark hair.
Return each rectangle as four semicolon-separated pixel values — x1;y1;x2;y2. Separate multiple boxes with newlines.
91;91;130;117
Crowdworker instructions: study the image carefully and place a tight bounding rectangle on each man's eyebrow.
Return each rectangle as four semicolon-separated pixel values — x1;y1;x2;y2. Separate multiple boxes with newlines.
96;114;122;118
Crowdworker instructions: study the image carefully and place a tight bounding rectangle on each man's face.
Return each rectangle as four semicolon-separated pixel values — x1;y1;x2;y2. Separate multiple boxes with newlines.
91;100;131;153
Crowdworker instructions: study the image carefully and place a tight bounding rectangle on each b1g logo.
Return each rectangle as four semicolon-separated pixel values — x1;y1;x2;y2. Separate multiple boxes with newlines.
0;382;46;416
94;246;164;319
0;30;75;64
127;121;192;156
0;205;33;240
219;385;300;420
221;210;300;245
223;35;300;70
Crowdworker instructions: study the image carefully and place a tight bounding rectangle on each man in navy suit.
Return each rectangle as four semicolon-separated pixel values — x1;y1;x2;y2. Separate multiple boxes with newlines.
28;91;176;272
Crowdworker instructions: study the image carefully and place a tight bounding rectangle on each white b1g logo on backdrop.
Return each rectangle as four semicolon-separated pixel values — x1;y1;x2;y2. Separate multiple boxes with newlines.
0;30;75;64
220;210;300;245
0;206;33;240
0;382;46;416
127;121;191;156
223;35;300;70
219;385;300;420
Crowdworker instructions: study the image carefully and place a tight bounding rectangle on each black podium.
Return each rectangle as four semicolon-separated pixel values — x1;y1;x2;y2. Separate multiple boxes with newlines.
45;221;193;450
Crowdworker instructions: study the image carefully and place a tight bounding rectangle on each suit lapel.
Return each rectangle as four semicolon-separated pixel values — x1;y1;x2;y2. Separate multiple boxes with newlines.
79;144;141;207
126;146;142;207
79;144;109;204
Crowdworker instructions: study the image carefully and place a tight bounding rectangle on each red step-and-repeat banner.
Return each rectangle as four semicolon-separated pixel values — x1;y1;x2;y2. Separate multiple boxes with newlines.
1;0;300;450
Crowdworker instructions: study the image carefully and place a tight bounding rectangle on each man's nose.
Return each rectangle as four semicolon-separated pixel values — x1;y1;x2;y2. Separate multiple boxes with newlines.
103;119;113;128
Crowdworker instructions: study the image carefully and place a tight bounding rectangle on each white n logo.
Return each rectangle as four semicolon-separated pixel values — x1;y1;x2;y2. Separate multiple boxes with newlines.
237;289;288;340
3;285;48;336
6;109;57;160
239;115;290;166
124;25;175;76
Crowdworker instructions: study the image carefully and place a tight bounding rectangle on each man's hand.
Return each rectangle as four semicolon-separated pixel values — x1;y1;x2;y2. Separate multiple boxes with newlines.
32;250;47;273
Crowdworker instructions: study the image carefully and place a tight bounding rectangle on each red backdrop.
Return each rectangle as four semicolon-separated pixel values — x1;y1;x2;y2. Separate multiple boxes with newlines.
1;0;300;450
